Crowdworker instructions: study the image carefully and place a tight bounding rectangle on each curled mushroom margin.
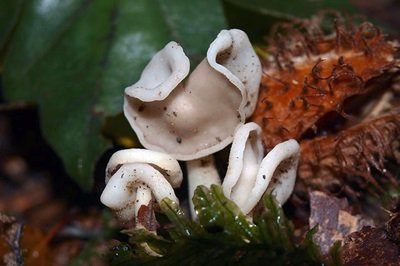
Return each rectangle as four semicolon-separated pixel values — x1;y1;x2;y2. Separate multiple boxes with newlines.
100;149;183;225
222;122;301;215
123;29;262;161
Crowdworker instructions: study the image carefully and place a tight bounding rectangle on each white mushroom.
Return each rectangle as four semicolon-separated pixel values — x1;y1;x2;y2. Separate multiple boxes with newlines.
124;29;261;161
100;149;183;224
222;123;300;215
223;123;264;210
186;155;221;219
244;139;300;213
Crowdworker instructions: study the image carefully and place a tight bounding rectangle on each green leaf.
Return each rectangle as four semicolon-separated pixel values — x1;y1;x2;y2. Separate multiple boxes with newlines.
0;0;25;67
222;0;356;42
1;0;226;189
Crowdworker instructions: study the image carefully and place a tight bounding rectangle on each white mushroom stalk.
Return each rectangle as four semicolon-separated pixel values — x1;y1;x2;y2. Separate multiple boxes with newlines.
222;123;300;215
124;29;261;161
100;149;183;226
186;155;221;219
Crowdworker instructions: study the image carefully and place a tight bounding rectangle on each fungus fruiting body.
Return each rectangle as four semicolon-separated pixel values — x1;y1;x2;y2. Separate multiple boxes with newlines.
222;123;300;215
98;12;400;262
101;28;303;251
102;29;267;227
100;149;182;227
124;29;261;161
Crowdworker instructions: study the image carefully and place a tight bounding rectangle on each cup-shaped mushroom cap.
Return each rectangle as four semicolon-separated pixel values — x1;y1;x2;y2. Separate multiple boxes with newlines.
125;41;190;102
124;29;261;161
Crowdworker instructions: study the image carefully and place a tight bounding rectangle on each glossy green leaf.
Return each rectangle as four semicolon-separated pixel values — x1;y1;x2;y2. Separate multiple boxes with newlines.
0;0;25;67
1;0;226;189
222;0;356;42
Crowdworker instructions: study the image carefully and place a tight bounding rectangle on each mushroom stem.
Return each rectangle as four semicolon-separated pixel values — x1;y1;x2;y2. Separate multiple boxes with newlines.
186;155;221;219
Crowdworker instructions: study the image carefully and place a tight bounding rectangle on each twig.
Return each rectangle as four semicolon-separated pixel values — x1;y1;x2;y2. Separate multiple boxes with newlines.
13;224;24;266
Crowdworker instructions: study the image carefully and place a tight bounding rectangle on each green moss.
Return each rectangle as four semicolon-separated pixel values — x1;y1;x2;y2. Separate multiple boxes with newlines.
108;185;341;265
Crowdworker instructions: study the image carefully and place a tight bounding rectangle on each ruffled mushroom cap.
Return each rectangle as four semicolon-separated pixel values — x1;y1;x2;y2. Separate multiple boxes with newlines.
100;149;183;223
207;29;261;118
222;122;300;215
124;29;261;160
246;139;300;212
223;123;264;209
105;148;182;186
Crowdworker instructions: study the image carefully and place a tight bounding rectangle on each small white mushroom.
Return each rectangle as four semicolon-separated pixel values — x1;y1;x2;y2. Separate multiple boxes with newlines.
243;139;300;214
100;149;183;224
222;122;300;215
223;123;264;209
186;155;221;219
124;29;261;161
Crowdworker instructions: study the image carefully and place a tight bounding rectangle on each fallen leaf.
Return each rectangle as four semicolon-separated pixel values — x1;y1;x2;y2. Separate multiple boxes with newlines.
342;226;400;265
309;191;373;254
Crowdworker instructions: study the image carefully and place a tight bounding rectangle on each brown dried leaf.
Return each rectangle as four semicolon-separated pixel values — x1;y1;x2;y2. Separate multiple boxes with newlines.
299;107;400;192
0;213;51;266
309;191;373;255
342;226;400;265
137;201;159;232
